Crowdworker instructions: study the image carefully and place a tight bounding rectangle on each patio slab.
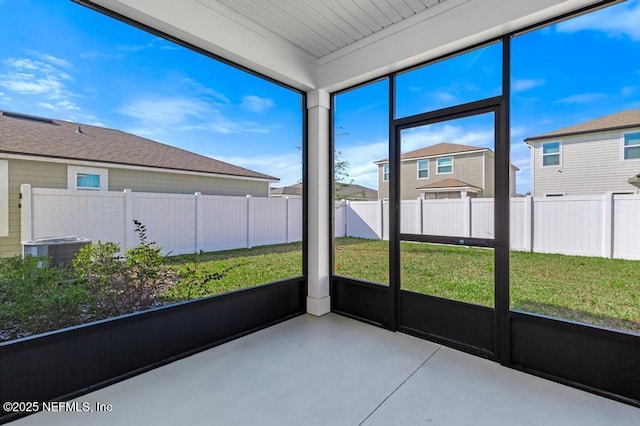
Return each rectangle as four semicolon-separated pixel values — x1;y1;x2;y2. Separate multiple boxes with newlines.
12;313;640;425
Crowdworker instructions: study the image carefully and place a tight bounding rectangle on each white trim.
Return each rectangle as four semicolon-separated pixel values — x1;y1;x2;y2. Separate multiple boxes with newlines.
0;152;278;183
541;141;561;167
622;130;640;162
382;164;389;182
436;157;454;174
68;166;108;191
0;160;8;236
530;144;535;196
416;159;429;180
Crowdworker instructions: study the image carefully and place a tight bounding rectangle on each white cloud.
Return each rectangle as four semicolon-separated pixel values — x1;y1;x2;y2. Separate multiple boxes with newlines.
241;95;274;113
119;95;272;137
0;54;80;111
215;152;302;185
557;0;640;41
621;86;636;97
512;78;545;93
556;93;605;104
118;97;210;127
434;91;457;104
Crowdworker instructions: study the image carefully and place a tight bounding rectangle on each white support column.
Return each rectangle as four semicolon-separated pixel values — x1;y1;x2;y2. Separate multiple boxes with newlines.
307;89;331;316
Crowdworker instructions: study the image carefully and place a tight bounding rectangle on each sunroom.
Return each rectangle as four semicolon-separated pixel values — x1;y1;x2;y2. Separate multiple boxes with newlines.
1;0;639;424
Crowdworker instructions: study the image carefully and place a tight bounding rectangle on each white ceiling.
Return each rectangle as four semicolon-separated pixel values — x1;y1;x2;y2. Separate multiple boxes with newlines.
88;0;607;92
204;0;447;59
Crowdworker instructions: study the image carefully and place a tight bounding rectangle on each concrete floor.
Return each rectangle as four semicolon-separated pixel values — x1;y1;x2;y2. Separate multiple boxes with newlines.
14;313;640;425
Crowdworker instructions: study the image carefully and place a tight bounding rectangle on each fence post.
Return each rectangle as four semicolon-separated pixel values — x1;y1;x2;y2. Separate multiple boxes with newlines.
246;195;253;249
123;189;133;251
344;200;350;237
464;196;472;238
416;197;422;235
524;195;533;252
285;196;290;244
20;184;33;243
195;192;202;253
378;199;384;239
602;192;614;259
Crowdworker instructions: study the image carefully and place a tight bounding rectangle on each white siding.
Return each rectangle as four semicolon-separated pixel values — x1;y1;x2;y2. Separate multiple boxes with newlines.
531;129;640;196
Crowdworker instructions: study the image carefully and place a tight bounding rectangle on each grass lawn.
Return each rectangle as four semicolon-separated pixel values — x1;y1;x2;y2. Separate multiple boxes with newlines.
162;243;303;300
334;237;640;333
3;237;638;340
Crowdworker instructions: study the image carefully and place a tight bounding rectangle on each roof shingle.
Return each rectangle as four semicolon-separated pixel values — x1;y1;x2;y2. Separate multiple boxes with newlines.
376;142;488;163
0;111;277;181
525;110;640;142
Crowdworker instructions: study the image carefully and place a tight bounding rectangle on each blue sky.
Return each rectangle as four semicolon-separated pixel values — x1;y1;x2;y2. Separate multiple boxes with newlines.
1;1;639;193
335;0;640;194
0;0;303;185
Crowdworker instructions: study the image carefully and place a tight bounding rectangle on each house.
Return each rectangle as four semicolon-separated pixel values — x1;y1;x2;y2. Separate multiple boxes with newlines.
375;142;518;200
271;182;378;200
0;110;278;257
525;110;640;197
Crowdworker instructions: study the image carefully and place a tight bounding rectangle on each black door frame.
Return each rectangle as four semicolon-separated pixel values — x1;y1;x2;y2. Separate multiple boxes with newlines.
388;94;510;361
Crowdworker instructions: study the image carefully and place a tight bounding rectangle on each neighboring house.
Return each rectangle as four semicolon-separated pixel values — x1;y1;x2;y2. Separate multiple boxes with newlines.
0;110;278;257
375;142;518;200
525;110;640;197
271;182;378;200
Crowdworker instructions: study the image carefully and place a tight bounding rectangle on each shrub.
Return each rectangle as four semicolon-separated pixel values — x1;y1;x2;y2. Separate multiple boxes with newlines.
0;255;92;340
72;220;175;318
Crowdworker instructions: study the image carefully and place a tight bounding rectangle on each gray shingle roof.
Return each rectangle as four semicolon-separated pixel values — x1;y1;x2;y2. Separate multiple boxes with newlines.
376;142;488;163
525;110;640;142
271;182;378;200
0;111;278;181
417;178;480;190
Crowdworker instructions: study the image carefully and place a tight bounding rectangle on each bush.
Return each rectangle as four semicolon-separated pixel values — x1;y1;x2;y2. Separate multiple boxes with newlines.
73;220;175;318
0;255;93;340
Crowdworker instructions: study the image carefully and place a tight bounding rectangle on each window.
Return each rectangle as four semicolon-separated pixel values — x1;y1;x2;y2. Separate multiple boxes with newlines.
77;173;100;189
436;157;453;174
68;166;108;191
623;132;640;160
417;160;429;179
542;142;560;166
383;164;389;181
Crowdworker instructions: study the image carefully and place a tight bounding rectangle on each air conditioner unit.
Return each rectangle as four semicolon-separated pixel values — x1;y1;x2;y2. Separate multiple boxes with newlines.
23;236;91;267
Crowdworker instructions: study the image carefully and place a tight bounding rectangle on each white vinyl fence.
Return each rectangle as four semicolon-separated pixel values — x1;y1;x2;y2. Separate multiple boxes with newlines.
335;194;640;260
20;185;640;260
21;185;302;255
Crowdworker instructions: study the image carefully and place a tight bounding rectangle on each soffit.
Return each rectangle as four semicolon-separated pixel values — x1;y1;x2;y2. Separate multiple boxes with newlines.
203;0;448;60
86;0;610;91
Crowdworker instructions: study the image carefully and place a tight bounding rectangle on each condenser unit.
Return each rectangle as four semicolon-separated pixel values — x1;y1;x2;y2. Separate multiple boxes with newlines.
23;236;91;267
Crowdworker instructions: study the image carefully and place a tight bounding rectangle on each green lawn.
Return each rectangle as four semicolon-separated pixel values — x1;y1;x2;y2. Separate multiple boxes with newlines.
2;237;639;341
334;237;640;333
